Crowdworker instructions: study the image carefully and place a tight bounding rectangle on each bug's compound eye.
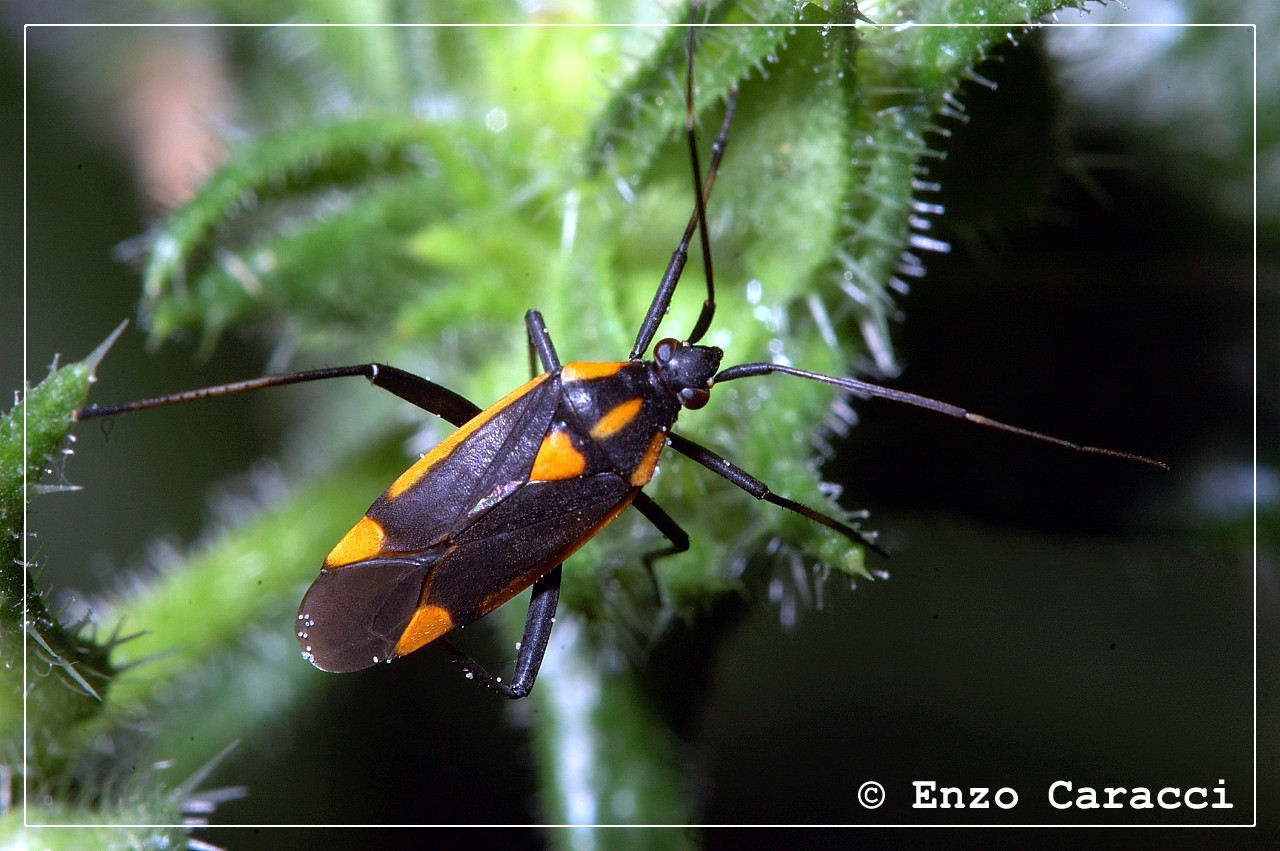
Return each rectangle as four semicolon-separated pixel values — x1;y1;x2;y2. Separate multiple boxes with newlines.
678;387;711;409
653;338;680;364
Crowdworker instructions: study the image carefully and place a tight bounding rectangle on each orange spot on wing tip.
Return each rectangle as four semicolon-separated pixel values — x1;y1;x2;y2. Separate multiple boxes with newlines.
394;604;456;657
323;515;386;568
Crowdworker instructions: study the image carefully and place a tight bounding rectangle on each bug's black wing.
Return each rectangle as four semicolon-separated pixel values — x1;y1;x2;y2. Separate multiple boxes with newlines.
298;374;559;671
296;373;639;672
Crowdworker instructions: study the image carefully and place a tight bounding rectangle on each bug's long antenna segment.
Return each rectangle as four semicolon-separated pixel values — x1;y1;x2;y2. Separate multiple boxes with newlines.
630;11;739;360
683;5;716;347
713;362;1170;469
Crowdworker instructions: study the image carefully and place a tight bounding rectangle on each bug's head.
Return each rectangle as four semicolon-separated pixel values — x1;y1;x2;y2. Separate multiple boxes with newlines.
652;337;723;410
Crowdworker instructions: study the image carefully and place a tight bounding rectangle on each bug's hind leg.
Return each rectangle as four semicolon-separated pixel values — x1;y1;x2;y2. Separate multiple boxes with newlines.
437;565;562;700
76;363;484;429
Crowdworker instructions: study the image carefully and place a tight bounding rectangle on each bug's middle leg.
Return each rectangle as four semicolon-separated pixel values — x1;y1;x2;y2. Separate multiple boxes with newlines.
525;310;561;374
667;431;888;558
626;490;692;609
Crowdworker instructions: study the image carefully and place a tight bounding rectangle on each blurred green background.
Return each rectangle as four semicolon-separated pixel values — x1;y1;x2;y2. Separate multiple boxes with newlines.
7;0;1273;845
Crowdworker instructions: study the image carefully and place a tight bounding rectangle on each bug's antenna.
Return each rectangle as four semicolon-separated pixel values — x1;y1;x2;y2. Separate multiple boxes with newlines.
683;4;717;347
712;362;1170;470
630;8;739;360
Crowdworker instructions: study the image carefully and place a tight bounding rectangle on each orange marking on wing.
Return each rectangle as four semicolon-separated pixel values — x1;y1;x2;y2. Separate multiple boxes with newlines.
393;604;456;657
590;397;644;440
530;429;587;481
323;515;386;568
387;373;548;499
629;431;668;486
561;361;625;382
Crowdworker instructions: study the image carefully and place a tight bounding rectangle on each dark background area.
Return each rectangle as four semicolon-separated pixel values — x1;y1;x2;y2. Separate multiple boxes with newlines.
10;17;1269;847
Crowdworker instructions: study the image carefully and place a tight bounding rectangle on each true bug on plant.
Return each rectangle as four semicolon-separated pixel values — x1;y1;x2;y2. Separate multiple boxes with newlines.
75;8;1165;700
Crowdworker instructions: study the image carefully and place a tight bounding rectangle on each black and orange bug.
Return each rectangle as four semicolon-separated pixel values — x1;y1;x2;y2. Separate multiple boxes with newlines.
74;12;1165;700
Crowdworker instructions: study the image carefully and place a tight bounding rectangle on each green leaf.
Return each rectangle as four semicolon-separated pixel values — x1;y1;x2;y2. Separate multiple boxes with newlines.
2;326;136;816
